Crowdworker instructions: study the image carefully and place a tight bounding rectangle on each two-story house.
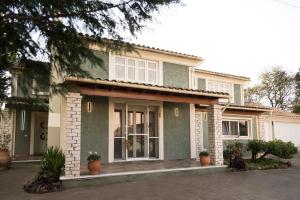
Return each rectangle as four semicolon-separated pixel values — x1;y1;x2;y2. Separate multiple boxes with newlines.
0;40;275;178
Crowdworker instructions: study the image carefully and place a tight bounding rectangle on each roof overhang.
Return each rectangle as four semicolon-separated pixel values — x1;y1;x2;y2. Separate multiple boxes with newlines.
196;103;270;114
64;77;230;105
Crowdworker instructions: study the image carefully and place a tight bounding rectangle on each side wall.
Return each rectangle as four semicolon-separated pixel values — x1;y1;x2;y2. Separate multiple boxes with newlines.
163;62;189;88
80;96;109;164
163;102;190;160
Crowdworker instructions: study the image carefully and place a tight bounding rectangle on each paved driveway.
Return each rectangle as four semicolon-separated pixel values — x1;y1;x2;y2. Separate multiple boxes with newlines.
1;154;300;200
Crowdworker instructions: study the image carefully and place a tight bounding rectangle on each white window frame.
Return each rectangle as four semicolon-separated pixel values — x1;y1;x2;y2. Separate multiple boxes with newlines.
32;80;49;96
222;117;252;140
206;80;233;103
112;55;160;85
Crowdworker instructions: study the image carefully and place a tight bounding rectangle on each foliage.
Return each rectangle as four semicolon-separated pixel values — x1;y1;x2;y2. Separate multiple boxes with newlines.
245;67;295;110
293;68;300;113
247;140;267;162
199;151;209;157
245;158;289;170
0;0;181;104
0;132;11;151
224;141;246;170
87;151;101;162
24;146;65;193
265;140;298;159
40;146;65;182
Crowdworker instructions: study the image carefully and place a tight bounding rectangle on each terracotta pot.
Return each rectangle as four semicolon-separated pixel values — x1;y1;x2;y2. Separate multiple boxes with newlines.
200;155;211;166
0;150;11;169
88;160;101;175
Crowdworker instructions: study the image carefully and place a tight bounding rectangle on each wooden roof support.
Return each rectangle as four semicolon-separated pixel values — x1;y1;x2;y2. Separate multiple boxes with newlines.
80;87;218;105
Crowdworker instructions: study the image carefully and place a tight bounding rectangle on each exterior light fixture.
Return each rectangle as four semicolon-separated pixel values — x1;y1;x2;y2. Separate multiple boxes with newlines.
87;101;93;113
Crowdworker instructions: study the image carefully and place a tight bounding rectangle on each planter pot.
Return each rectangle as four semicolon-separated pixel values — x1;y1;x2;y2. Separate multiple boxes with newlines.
200;155;210;166
88;160;101;175
0;150;11;169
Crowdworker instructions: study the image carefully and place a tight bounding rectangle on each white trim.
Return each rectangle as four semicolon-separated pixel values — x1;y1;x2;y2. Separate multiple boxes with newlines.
30;112;35;155
190;104;196;159
240;85;245;106
108;98;114;163
159;102;164;160
60;165;227;180
222;116;253;140
159;60;163;86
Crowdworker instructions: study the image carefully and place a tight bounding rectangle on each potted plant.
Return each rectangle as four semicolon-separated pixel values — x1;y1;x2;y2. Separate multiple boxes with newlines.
199;150;210;166
0;133;12;169
87;151;101;175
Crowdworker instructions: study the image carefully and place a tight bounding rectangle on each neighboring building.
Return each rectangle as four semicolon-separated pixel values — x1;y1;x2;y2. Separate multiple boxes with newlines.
0;40;298;178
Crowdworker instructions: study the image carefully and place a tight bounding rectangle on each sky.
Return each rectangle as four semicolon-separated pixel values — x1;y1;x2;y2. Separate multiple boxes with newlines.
132;0;300;84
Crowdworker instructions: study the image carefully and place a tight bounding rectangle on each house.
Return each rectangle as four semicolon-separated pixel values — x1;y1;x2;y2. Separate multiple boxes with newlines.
0;40;298;178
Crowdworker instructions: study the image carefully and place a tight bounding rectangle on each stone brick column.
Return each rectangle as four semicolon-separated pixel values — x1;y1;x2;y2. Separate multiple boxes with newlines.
64;93;82;177
195;110;203;159
207;105;223;165
0;109;15;155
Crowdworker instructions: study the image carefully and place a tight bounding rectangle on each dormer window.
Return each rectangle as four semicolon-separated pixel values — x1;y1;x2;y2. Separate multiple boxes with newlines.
114;56;159;85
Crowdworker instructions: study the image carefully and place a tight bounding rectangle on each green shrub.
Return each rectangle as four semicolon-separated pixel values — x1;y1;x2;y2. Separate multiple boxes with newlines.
267;140;298;159
40;146;65;182
199;151;209;157
247;140;267;162
87;151;101;162
225;141;246;170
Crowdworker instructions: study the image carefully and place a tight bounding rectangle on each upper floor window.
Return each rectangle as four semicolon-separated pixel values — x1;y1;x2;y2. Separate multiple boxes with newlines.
114;56;159;85
207;80;232;103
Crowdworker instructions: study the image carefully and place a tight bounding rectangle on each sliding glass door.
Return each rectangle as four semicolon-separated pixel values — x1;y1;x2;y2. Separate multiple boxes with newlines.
113;104;159;161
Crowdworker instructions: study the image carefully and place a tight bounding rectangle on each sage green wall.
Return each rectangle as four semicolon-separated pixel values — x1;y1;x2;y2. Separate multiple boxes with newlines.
234;84;242;105
163;62;189;88
80;50;109;79
197;78;206;90
81;96;109;164
163;102;190;160
14;109;32;155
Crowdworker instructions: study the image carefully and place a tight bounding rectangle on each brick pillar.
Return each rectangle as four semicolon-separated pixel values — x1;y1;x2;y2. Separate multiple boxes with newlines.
0;109;15;155
64;93;82;177
207;105;223;166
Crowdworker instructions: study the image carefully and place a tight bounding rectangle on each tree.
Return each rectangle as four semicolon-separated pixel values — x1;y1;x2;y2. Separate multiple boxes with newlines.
245;67;295;110
293;68;300;113
0;0;181;101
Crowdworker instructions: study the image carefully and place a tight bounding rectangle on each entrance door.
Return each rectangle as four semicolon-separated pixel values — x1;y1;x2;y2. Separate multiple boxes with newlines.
34;112;48;154
15;109;31;157
113;104;159;161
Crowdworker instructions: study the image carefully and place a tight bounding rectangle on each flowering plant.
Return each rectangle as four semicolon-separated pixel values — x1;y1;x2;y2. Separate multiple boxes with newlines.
0;133;11;151
87;151;101;162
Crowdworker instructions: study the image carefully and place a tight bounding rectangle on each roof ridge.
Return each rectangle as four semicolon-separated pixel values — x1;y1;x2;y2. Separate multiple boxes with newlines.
194;68;250;81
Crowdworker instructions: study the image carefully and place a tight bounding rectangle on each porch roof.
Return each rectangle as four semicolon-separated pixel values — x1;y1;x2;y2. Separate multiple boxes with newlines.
196;103;270;113
64;77;230;104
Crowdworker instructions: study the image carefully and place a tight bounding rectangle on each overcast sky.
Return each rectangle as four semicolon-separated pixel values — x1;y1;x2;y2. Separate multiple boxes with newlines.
132;0;300;84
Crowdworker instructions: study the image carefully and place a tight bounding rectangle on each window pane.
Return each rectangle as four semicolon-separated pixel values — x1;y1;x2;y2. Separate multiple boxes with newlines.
114;110;123;137
148;70;156;83
230;121;238;135
114;138;125;160
135;112;144;134
149;138;159;158
138;61;145;81
128;59;135;66
149;111;158;137
128;111;134;134
116;65;125;79
222;121;229;135
128;135;145;158
128;66;135;80
239;121;248;136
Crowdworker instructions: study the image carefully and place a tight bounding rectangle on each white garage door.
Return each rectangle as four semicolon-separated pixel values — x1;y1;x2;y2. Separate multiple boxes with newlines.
273;122;300;148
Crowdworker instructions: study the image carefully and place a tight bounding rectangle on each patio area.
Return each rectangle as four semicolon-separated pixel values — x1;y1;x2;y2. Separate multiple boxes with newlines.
80;159;203;175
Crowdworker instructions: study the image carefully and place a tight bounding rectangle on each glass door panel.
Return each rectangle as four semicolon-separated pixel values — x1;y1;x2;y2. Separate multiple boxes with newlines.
149;109;159;158
114;106;126;160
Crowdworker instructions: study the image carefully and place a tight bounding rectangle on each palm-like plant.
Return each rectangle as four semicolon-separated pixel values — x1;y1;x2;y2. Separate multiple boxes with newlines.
40;146;65;182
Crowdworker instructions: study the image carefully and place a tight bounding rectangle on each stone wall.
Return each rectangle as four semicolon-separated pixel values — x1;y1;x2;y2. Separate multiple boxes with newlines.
0;109;15;154
207;105;223;165
64;93;82;177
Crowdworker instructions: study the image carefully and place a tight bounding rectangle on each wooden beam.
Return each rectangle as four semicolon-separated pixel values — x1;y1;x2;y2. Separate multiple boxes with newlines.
80;87;218;105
